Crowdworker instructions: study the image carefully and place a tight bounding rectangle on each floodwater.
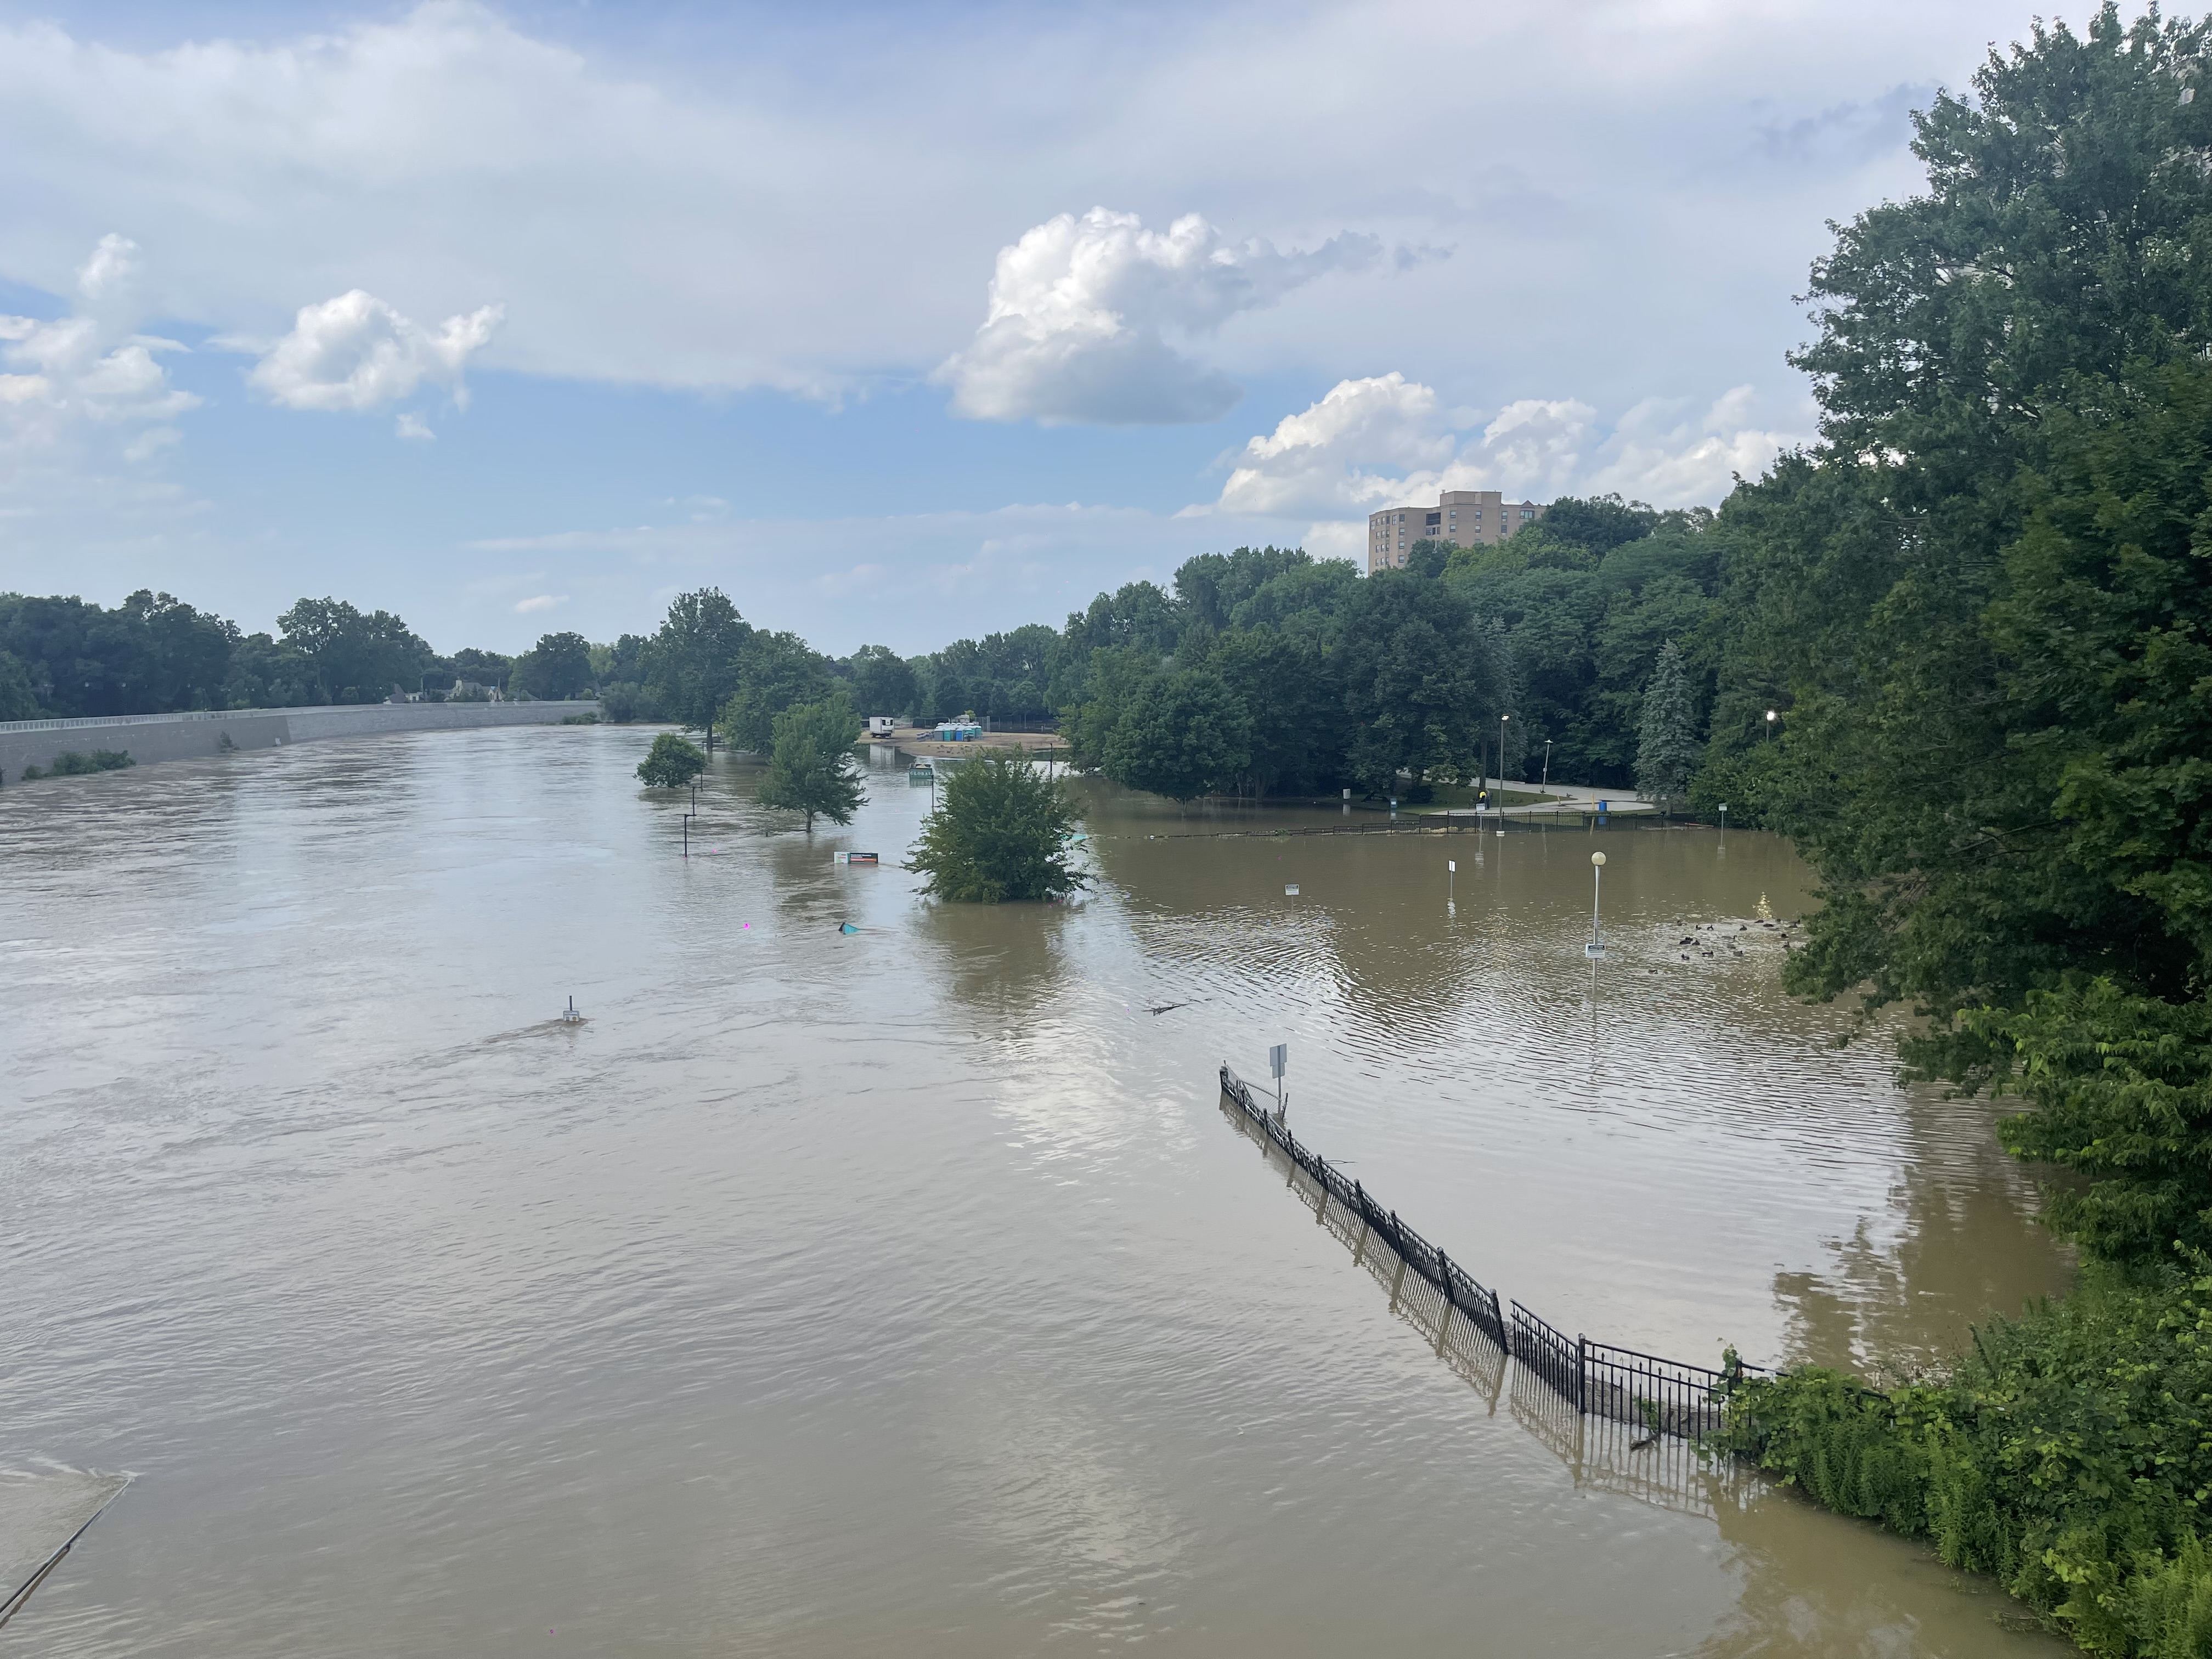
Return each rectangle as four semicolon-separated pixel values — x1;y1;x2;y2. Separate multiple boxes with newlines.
2;727;2075;1656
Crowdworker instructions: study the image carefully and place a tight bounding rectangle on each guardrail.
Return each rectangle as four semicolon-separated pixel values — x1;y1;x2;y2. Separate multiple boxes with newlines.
1219;1063;1759;1441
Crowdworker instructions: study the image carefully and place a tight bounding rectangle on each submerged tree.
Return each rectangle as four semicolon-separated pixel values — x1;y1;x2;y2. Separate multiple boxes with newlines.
905;749;1088;903
757;696;865;831
1634;640;1699;810
635;732;707;789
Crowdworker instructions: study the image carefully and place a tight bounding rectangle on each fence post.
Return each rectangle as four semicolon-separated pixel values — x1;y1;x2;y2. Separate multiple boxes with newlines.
1576;1335;1588;1414
1355;1179;1368;1225
1436;1249;1453;1307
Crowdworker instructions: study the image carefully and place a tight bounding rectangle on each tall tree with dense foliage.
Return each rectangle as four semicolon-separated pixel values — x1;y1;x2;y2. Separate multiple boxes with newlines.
718;630;838;751
278;597;432;704
1684;18;2212;1650
1099;668;1253;803
905;750;1088;903
1633;640;1700;810
514;631;594;699
1695;7;2212;1222
844;644;917;719
757;696;866;831
1335;569;1503;795
642;589;752;735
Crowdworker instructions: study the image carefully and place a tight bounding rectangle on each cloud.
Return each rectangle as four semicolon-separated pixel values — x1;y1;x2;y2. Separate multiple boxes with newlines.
395;411;435;441
0;234;200;467
1195;375;1808;522
514;592;568;613
1210;373;1458;515
249;290;501;413
936;207;1380;424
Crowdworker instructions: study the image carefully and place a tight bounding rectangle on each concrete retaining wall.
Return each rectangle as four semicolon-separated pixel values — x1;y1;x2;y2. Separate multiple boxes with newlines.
0;701;600;786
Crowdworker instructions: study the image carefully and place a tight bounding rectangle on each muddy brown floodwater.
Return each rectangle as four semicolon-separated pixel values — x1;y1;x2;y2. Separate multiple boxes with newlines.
2;727;2076;1656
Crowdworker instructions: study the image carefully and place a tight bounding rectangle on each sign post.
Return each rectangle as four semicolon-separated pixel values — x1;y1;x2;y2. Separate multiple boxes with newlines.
1269;1042;1288;1114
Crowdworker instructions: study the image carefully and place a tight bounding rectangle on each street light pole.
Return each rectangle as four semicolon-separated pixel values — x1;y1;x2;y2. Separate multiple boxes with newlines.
1542;739;1553;792
1499;713;1510;797
1765;709;1778;742
1584;850;1607;958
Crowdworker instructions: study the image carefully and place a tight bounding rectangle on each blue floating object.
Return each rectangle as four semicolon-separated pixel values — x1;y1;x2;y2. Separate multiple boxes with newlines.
839;922;860;934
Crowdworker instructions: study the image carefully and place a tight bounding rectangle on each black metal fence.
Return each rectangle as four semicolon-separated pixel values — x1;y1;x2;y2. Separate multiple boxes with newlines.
1220;1063;1757;1444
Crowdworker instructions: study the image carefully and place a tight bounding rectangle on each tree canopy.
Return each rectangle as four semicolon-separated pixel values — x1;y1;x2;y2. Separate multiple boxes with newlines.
757;695;866;831
905;750;1088;903
514;631;594;699
635;732;707;789
1689;3;2212;1271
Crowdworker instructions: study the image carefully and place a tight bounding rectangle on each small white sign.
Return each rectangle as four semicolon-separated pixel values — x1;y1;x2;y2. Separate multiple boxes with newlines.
1269;1043;1288;1080
1284;883;1300;896
1447;860;1456;872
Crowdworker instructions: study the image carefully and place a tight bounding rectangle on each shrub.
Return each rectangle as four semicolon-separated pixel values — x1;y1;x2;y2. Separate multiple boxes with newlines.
635;732;707;788
905;749;1088;902
1720;1265;2212;1655
29;749;135;778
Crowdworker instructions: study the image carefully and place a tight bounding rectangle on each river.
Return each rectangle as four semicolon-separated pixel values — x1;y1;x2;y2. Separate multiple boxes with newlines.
1;727;2075;1656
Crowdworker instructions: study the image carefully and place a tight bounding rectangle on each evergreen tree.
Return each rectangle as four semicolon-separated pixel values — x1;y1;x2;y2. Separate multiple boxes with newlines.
757;696;865;831
1634;639;1699;809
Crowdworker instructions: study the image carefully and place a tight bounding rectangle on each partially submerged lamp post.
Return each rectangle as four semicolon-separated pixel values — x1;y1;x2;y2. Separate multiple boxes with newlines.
1498;713;1510;812
1584;849;1607;959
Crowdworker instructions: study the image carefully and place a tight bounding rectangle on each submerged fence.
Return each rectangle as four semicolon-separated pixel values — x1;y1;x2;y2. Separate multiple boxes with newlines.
1220;1063;1758;1444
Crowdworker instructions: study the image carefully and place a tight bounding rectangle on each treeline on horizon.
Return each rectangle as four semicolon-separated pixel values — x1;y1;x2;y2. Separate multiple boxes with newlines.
0;492;1719;806
0;591;603;721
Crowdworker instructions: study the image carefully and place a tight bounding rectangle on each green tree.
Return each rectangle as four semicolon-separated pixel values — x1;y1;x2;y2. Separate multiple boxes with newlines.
845;644;917;719
718;629;836;751
757;696;866;831
1690;10;2212;1269
906;749;1089;903
0;648;41;720
515;631;594;699
635;732;707;788
277;597;432;703
642;589;752;735
1102;667;1254;803
1336;570;1501;795
1062;646;1156;773
1208;627;1342;796
1633;639;1700;810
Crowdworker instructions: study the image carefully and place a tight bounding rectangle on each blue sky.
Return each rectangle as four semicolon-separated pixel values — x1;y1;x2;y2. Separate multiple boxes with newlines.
0;0;2051;657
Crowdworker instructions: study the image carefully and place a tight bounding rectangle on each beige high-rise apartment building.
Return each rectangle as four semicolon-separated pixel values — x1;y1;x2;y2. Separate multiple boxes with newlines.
1367;490;1545;573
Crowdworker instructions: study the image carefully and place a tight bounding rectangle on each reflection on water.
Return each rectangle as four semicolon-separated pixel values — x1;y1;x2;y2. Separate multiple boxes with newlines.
0;730;2072;1655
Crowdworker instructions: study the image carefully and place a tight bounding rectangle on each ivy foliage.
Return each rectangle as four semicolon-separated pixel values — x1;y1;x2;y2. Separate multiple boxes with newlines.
1722;1267;2212;1656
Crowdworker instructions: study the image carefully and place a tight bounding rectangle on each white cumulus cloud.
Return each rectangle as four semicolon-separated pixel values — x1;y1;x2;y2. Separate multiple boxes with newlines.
249;289;501;413
936;207;1380;425
1196;375;1808;527
396;411;435;441
514;592;567;614
0;234;200;464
